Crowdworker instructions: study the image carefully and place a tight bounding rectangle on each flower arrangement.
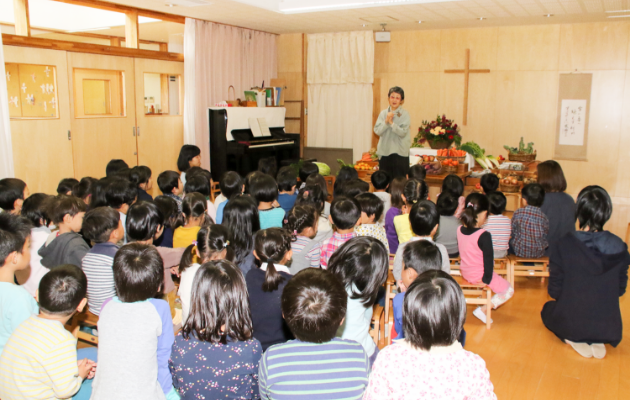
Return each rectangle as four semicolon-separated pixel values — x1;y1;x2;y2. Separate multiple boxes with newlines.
412;114;462;149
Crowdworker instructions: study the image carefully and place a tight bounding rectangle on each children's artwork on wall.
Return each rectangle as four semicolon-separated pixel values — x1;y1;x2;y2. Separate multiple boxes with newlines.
5;63;59;119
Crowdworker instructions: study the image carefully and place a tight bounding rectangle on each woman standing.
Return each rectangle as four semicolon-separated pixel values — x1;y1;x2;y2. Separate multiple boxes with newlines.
537;160;576;256
374;87;411;179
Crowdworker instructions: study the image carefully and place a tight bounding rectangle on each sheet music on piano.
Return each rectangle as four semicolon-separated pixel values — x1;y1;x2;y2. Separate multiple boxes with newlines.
258;118;272;137
248;117;263;137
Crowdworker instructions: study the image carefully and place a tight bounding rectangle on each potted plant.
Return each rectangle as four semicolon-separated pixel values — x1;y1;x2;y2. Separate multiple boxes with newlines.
413;115;462;150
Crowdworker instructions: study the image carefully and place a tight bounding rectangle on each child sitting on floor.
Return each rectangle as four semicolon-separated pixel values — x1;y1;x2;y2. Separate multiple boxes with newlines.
480;173;500;195
153;195;182;248
157;170;184;213
246;228;294;351
276;166;298;214
177;144;201;186
355;192;389;252
407;164;427;182
57;178;79;195
173;192;208;248
371;170;391;222
393;200;450;290
19;193;52;296
305;173;331;217
295;185;332;244
440;174;466;218
251;174;285;229
178;225;232;323
170;260;262;399
0;178;29;215
510;183;549;258
483;191;511;259
215;171;243;223
184;173;217;222
0;213;37;356
0;265;97;400
320;196;361;268
81;207;123;316
364;270;497;400
394;178;429;245
284;205;320;274
105;178;137;244
385;176;407;254
328;237;389;368
458;193;514;325
91;243;178;400
258;268;369;399
39;195;89;269
434;191;461;257
130;166;153;201
298;161;319;191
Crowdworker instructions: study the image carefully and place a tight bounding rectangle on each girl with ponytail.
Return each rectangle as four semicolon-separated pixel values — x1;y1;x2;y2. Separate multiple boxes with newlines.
284;205;320;273
246;228;294;350
295;185;333;243
457;193;514;325
394;178;429;244
178;224;233;323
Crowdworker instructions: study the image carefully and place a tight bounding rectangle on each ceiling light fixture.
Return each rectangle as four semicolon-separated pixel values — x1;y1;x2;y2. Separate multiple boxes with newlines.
606;9;630;13
478;17;485;21
418;20;423;23
608;14;630;18
361;24;367;27
165;3;176;6
544;14;553;17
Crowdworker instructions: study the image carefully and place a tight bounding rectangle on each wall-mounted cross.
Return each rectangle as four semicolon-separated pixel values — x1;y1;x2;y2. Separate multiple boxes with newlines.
444;49;491;126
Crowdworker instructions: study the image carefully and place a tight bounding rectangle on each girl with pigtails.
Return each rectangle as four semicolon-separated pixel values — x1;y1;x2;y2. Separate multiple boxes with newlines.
246;228;295;351
457;193;514;325
284;204;321;273
177;224;233;323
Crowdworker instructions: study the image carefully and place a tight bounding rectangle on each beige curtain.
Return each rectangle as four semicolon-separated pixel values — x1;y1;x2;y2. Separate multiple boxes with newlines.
0;34;14;178
183;18;277;169
307;31;374;162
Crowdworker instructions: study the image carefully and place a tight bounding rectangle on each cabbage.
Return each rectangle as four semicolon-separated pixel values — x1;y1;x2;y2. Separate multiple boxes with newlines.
313;162;330;176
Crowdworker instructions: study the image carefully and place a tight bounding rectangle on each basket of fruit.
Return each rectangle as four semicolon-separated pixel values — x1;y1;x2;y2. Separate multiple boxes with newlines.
441;158;459;173
499;176;521;193
436;148;467;163
358;149;379;168
504;137;536;162
424;160;443;175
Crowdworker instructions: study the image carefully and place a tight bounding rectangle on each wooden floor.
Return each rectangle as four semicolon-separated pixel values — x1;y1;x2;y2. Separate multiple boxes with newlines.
463;277;630;400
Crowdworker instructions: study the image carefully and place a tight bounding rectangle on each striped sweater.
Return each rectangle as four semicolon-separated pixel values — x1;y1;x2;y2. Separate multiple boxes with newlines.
482;214;512;252
0;315;82;400
258;338;369;400
82;242;119;316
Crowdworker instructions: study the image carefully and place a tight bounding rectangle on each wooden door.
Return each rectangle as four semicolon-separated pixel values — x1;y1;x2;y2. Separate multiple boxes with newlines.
67;53;137;179
4;46;74;194
133;58;184;196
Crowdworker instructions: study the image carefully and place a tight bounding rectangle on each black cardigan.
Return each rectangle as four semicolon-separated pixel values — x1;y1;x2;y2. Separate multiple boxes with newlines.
541;231;630;347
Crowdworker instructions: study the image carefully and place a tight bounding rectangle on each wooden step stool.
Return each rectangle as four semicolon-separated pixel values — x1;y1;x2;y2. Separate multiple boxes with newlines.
67;308;99;345
452;275;493;329
449;257;512;287
508;255;549;282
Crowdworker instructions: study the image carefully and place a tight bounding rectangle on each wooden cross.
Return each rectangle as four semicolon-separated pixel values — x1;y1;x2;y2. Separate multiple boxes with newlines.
444;49;490;125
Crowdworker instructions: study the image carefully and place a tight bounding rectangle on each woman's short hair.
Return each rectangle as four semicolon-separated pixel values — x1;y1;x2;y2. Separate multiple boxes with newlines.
282;269;348;343
177;145;201;173
183;260;253;344
388;86;405;100
537;160;567;193
576;185;612;232
403;270;466;351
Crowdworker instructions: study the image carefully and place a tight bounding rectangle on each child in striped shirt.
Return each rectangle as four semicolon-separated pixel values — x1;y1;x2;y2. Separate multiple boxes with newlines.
483;192;511;259
259;268;369;400
355;192;389;252
284;205;321;273
0;265;97;400
319;197;361;268
81;207;124;316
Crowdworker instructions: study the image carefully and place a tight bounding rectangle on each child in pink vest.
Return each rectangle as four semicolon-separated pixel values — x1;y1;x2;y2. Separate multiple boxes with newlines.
457;193;514;325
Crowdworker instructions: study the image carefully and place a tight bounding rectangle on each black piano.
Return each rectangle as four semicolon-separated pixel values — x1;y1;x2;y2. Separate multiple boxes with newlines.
208;107;300;182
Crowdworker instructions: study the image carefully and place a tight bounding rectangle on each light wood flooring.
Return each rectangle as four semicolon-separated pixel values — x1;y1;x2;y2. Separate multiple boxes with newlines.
463;277;629;400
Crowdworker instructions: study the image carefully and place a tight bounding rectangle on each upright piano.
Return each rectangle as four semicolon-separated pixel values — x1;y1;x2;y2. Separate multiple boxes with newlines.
208;107;300;182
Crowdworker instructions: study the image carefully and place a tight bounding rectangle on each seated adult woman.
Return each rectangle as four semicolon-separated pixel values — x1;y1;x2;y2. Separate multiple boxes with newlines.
537;160;575;256
541;186;630;359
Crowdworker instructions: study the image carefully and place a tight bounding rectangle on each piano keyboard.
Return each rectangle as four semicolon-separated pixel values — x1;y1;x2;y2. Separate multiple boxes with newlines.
249;141;294;149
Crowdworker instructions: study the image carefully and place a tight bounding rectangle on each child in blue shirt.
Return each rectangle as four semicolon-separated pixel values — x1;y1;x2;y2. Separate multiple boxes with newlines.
250;174;285;229
0;213;38;356
276;167;297;214
215;171;243;224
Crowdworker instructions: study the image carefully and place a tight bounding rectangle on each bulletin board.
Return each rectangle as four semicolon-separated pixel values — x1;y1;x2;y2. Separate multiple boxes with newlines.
554;73;592;161
5;63;59;119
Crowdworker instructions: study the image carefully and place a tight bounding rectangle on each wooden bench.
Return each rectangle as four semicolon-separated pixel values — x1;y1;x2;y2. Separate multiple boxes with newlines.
452;276;493;329
449;257;512;286
508;255;550;282
67;308;99;345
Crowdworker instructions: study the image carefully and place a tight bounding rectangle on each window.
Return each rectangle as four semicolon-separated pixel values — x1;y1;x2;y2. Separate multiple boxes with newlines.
5;63;59;119
143;73;181;115
73;68;125;118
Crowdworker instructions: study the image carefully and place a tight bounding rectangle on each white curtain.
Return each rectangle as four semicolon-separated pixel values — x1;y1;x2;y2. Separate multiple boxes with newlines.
307;31;374;162
0;34;15;178
183;18;277;170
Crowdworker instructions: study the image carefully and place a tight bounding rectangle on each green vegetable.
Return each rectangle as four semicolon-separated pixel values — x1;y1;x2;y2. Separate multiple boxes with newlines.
313;162;330;176
504;137;535;154
475;157;490;170
337;159;354;171
460;142;485;158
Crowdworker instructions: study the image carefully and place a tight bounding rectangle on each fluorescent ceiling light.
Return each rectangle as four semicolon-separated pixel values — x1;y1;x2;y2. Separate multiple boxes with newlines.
231;0;462;14
608;14;630;18
0;0;159;31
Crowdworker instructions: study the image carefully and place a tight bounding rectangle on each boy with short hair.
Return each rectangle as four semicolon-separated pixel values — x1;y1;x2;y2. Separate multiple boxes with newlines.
39;195;89;269
0;178;29;215
105;178;137;244
320;197;361;268
0;213;37;356
215;171;243;223
510;183;549;258
483;191;512;258
81;207;124;316
480;173;500;194
354;192;389;252
371;170;391;223
157;170;184;213
393;200;450;290
91;243;177;400
298;162;319;190
57;178;79;195
276;166;298;213
259;268;369;399
434;191;461;257
0;265;96;400
393;240;443;339
106;159;129;177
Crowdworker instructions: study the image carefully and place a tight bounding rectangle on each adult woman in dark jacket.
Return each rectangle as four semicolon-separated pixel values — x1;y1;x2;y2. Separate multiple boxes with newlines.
541;186;630;359
537;160;576;256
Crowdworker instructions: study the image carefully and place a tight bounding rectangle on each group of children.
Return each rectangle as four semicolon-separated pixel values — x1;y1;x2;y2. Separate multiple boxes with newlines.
0;147;627;399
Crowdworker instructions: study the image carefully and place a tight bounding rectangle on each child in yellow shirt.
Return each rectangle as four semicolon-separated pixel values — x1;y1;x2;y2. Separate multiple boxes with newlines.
173;192;208;248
